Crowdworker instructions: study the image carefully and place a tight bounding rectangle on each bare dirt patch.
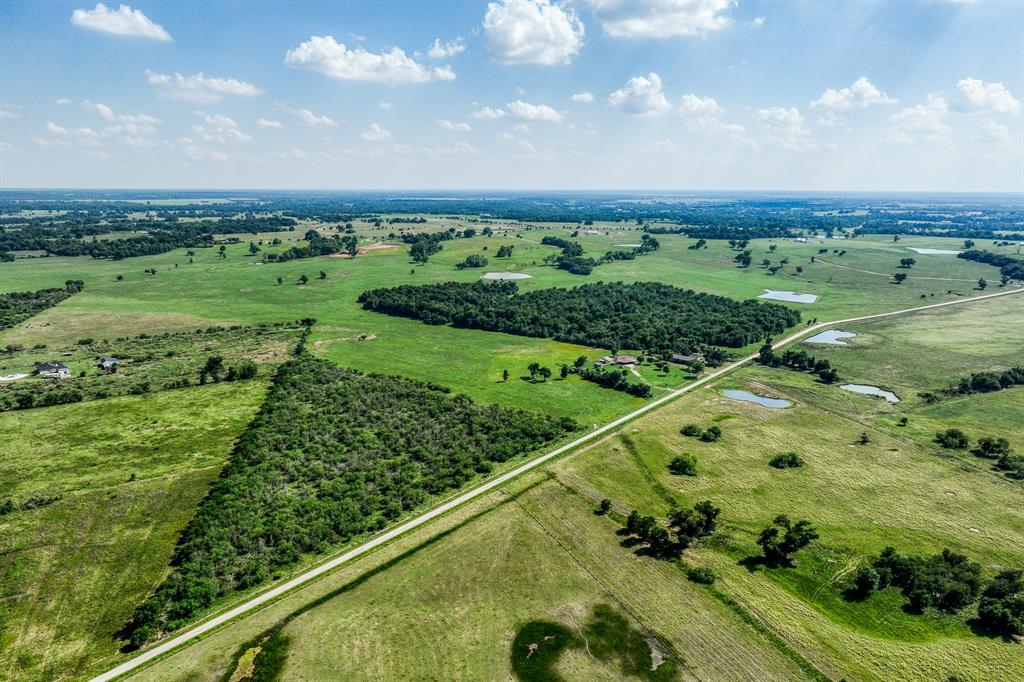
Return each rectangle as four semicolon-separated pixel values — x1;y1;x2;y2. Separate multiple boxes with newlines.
323;242;400;258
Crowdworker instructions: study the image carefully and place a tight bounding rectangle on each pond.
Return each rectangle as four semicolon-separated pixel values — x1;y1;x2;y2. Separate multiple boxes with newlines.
480;272;533;280
758;289;819;304
840;384;900;403
805;330;857;346
723;389;792;409
616;243;643;247
908;247;962;255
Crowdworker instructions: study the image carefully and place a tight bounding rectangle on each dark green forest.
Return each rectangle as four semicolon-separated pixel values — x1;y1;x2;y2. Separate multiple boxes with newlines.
358;281;801;351
125;354;577;645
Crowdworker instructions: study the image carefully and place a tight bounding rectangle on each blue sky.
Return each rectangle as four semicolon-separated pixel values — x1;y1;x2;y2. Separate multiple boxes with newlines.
0;1;1021;191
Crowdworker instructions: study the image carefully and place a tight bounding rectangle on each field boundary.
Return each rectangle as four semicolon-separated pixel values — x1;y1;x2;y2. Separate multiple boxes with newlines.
91;286;1023;682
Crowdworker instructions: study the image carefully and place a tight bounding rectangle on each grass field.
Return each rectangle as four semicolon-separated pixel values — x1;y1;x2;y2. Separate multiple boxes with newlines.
0;381;267;682
128;291;1023;682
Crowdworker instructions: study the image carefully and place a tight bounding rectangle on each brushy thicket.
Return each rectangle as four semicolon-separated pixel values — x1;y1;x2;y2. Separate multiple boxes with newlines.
125;354;577;645
0;283;81;330
358;281;801;351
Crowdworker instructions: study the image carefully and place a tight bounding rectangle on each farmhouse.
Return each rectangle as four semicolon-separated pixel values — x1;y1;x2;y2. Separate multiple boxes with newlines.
98;357;119;370
36;361;70;379
597;354;638;367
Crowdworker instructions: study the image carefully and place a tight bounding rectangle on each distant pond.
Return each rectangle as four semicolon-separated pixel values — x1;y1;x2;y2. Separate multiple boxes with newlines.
758;290;819;304
805;330;857;345
908;247;962;255
480;272;533;280
724;389;792;409
840;384;900;403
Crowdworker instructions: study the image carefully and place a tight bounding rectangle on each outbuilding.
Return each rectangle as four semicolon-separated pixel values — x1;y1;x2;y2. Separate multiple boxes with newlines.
36;361;70;379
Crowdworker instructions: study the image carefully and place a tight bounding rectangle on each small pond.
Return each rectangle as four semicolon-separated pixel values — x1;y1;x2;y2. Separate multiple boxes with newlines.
616;243;643;248
908;247;962;255
758;289;819;304
480;272;533;280
805;330;857;346
723;389;792;409
840;384;900;403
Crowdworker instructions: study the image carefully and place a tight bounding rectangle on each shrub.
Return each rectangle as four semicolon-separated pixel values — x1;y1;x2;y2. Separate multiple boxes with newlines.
935;428;969;450
687;566;717;585
668;454;697;476
769;452;805;469
699;425;722;442
681;423;702;437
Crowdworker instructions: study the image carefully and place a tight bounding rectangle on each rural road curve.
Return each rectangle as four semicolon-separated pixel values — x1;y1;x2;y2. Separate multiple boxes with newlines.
93;286;1023;682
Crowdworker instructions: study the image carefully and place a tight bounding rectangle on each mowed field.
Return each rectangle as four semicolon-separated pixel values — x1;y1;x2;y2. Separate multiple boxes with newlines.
126;270;1023;680
0;221;1017;424
0;381;268;682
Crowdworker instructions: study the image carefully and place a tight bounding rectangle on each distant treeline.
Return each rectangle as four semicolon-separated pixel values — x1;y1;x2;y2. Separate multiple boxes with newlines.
957;250;1024;281
358;281;801;351
0;281;82;330
124;355;576;645
540;234;659;275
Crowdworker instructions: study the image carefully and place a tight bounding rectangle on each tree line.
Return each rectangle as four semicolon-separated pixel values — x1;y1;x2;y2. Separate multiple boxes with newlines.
358;280;801;352
262;229;357;262
124;354;577;646
0;281;82;330
957;250;1024;282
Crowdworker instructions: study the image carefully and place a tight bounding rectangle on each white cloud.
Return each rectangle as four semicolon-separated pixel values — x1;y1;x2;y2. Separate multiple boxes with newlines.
811;77;895;110
285;36;456;83
82;100;161;136
483;0;584;65
678;94;745;136
589;0;733;39
507;100;564;122
70;3;171;41
280;105;337;128
438;119;473;131
816;111;847;129
379;101;392;110
887;94;950;144
256;117;283;129
0;103;22;119
955;78;1021;114
975;118;1011;145
44;121;101;146
472;106;507;120
46;122;68;136
192;111;252;143
749;16;766;27
361;123;392;141
427;37;466;59
145;70;262;104
56;98;71;106
607;73;670;116
756;106;825;151
570;91;594;103
179;137;230;161
513;123;530;134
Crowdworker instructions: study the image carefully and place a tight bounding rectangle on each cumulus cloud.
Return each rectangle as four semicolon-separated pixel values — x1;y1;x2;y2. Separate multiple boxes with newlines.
56;98;71;106
678;94;744;135
361;122;392;141
975;118;1011;145
811;77;895;110
279;104;337;127
816;111;847;129
507;100;564;122
0;103;22;119
607;73;671;116
483;0;584;65
955;78;1021;114
887;94;950;144
570;91;594;103
427;37;466;59
192;111;252;143
146;70;262;104
179;137;230;161
256;117;283;129
43;121;101;146
756;106;825;151
285;36;456;83
82;100;161;136
379;101;392;110
70;3;171;41
589;0;733;39
472;106;507;120
437;119;473;131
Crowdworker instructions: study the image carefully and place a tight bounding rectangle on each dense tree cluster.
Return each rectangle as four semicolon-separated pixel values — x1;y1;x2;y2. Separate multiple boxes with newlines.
124;355;576;645
957;250;1024;281
757;343;839;383
756;515;818;565
948;367;1024;396
934;427;1022;480
623;501;720;559
868;547;984;614
263;230;357;262
769;452;805;469
358;281;800;352
0;282;82;330
540;234;660;275
455;254;488;269
577;366;652;398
